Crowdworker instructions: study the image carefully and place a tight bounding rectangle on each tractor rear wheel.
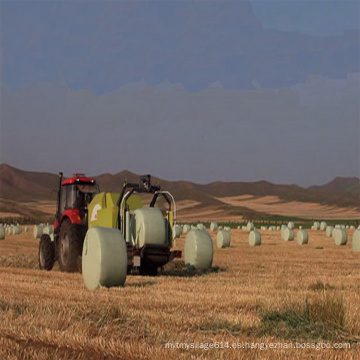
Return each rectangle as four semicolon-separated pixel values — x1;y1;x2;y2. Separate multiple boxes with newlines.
58;219;86;272
39;234;55;270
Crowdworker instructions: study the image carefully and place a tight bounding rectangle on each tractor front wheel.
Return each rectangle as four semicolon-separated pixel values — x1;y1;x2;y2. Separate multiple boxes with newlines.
39;234;55;270
58;219;86;272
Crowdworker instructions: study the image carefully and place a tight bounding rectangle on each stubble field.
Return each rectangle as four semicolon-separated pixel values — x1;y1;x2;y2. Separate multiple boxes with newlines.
0;225;359;359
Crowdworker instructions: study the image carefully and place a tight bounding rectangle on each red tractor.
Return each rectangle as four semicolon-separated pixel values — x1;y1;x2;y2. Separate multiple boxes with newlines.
38;172;99;272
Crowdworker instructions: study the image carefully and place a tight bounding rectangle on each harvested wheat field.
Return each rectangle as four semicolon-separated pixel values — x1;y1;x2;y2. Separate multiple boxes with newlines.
1;226;359;360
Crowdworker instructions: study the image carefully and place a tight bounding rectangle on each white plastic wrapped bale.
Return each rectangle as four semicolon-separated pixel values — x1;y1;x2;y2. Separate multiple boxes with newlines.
299;226;303;230
326;226;334;237
197;223;205;231
11;225;21;235
0;226;5;240
287;222;294;230
219;226;224;230
241;226;246;230
313;222;320;230
276;226;280;230
130;208;166;247
297;230;309;245
172;224;182;239
237;226;240;230
184;230;213;270
224;226;231;232
191;225;197;230
210;222;218;231
352;229;360;252
14;225;22;235
249;230;261;246
216;230;231;248
24;225;28;232
350;225;355;230
246;222;254;232
43;225;54;235
333;228;347;246
33;225;43;239
282;227;294;241
182;224;191;234
320;221;327;231
82;227;128;290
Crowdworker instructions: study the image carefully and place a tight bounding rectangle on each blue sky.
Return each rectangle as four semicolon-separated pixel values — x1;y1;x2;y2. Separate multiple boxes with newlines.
0;1;359;186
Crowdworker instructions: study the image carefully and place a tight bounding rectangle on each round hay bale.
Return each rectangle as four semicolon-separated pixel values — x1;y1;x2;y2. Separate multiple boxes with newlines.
0;227;5;240
15;225;22;235
276;226;280;230
182;224;191;234
282;227;294;241
130;208;166;247
352;229;360;252
43;225;54;235
197;223;205;231
246;222;254;232
280;226;288;239
172;224;182;239
191;225;197;230
216;230;231;248
249;230;261;246
313;221;320;230
350;225;355;230
299;226;303;230
325;226;334;237
320;221;327;231
219;226;224;230
333;228;347;246
241;226;246;230
82;227;128;290
33;225;43;239
24;225;28;232
184;230;213;270
224;226;231;232
297;229;309;245
210;222;218;231
287;222;294;230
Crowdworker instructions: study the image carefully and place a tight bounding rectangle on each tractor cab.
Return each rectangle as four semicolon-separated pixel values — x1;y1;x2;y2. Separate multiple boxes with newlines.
56;173;99;226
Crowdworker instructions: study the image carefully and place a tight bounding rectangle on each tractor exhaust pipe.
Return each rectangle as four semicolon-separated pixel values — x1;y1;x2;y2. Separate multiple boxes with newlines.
56;172;63;219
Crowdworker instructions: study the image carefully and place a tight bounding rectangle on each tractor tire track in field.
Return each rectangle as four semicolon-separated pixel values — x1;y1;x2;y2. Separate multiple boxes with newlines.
0;332;136;360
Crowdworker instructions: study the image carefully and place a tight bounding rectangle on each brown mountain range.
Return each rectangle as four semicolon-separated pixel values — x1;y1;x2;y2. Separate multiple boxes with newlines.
0;164;359;220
